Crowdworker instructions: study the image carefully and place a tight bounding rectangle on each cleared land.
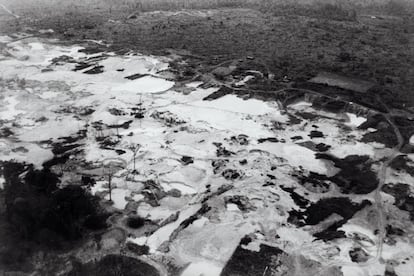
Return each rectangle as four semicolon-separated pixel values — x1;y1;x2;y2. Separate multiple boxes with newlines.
0;1;414;276
0;36;413;276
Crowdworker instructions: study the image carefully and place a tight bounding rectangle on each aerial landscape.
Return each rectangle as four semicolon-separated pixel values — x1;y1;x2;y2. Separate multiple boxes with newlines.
0;0;413;275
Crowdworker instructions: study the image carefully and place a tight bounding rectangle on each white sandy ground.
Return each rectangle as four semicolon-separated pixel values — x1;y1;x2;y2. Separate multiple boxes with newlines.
0;96;24;120
0;176;4;189
235;75;255;87
252;142;332;175
185;81;203;88
162;103;275;138
114;75;174;94
181;261;223;276
1;36;413;276
190;94;279;116
0;140;54;169
146;204;202;254
345;112;367;127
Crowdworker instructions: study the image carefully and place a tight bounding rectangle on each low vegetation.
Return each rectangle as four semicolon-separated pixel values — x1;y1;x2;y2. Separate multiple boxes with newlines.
68;254;160;276
4;0;413;15
3;0;412;106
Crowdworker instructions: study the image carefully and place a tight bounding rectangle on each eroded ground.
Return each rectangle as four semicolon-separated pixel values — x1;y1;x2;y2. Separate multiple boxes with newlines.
0;35;414;276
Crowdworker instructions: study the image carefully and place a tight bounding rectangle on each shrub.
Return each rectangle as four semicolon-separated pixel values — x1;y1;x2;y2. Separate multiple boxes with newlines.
338;52;352;62
126;216;145;229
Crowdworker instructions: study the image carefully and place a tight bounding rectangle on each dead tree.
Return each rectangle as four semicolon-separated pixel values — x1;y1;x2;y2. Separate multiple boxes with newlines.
91;121;104;139
128;143;141;174
102;158;127;202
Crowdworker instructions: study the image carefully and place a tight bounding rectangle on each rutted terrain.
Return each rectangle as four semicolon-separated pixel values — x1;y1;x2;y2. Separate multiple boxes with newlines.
0;35;414;276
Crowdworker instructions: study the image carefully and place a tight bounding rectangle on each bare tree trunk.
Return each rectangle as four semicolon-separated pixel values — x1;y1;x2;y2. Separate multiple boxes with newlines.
133;152;136;172
108;174;112;201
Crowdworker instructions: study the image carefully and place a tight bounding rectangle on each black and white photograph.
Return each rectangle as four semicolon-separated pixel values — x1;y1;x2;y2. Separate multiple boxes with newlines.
0;0;413;275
